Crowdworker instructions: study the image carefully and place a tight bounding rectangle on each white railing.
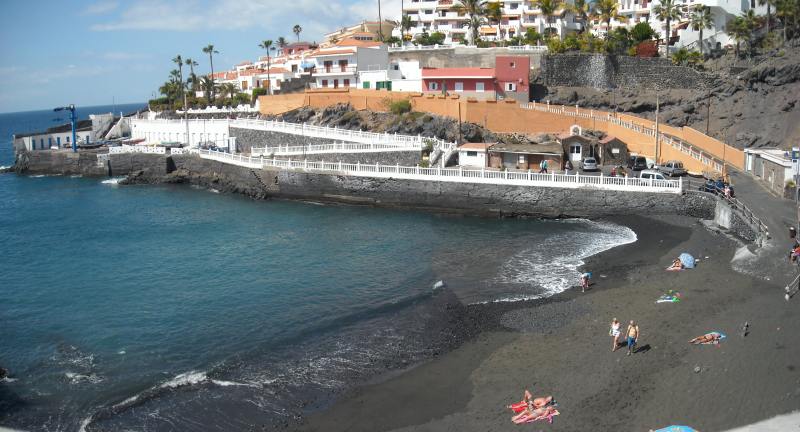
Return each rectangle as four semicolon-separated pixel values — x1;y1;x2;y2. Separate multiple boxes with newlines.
388;44;456;52
193;148;682;194
177;104;258;114
108;145;167;155
251;141;422;157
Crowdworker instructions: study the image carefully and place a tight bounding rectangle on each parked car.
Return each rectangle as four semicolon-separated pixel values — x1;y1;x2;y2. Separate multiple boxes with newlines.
698;179;735;197
639;170;667;181
581;157;598;172
659;160;687;177
628;155;648;171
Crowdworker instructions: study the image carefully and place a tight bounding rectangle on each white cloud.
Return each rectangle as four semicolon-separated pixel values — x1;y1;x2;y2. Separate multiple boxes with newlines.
82;0;119;15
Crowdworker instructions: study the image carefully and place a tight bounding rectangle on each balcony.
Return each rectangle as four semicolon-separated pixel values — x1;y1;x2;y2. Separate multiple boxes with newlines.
315;65;358;76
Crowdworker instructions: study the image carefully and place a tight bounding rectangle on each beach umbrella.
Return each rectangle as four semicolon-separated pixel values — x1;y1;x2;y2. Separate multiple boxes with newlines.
679;253;696;269
654;426;698;432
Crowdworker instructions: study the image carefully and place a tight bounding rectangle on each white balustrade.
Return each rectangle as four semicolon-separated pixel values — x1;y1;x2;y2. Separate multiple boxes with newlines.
191;148;681;194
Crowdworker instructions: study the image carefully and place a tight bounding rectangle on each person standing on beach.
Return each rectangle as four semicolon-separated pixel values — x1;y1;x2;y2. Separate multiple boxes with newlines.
610;318;621;352
626;321;639;356
580;272;591;293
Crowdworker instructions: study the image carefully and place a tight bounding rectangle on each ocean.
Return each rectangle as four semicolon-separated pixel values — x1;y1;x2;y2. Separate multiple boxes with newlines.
0;105;637;431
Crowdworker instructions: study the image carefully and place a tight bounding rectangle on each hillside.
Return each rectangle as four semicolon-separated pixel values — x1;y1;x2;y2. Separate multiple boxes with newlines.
540;44;800;150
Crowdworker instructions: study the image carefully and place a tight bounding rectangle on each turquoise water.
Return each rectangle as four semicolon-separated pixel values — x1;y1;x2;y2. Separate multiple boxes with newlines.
0;106;636;431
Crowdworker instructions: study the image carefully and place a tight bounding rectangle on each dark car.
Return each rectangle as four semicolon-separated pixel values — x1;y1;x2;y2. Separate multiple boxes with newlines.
628;155;648;171
699;179;735;197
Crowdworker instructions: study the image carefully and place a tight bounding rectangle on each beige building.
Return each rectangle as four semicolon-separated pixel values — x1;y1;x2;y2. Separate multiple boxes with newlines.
321;20;397;47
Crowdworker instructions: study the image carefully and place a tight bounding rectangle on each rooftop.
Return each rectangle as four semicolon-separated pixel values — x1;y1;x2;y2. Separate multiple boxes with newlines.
490;141;563;154
459;142;493;151
421;67;495;79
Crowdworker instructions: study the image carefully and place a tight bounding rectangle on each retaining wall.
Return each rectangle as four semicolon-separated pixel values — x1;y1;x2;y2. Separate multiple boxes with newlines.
389;46;544;69
229;127;337;153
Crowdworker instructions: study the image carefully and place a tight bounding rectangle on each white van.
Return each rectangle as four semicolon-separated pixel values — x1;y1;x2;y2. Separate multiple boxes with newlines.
639;170;667;181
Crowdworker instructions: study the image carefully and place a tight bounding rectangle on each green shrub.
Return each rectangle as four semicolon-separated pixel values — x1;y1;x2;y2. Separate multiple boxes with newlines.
251;88;267;104
389;99;412;115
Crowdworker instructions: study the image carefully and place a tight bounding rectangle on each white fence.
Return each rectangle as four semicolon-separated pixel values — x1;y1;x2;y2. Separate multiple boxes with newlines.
108;145;167;155
387;44;548;53
251;142;422;157
177;104;258;114
194;149;682;194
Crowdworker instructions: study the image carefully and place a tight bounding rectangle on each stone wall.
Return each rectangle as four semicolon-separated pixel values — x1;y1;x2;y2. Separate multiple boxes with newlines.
541;54;711;90
13;150;168;178
229;127;336;153
390;47;544;69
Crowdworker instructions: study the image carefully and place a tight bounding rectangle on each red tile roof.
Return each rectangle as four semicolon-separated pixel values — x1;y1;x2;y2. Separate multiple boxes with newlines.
421;67;495;79
336;38;383;48
308;48;356;57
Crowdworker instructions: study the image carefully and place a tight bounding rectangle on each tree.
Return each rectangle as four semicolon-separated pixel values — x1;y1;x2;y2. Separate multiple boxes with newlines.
486;2;503;43
202;44;219;101
533;0;564;40
630;22;657;44
523;27;543;45
759;0;777;34
221;83;238;100
185;58;199;92
689;5;713;55
774;0;799;42
377;0;385;41
454;0;487;45
401;14;414;42
726;13;758;59
652;0;681;50
293;24;303;42
594;0;626;40
172;55;184;100
277;37;288;50
200;76;216;100
567;0;595;33
258;39;275;95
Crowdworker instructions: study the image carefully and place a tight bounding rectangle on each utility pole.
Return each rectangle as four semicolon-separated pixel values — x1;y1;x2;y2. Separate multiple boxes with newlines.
705;89;711;135
54;104;77;152
654;90;660;166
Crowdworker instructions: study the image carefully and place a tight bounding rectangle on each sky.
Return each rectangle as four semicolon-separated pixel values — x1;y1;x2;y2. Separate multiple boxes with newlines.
0;0;401;113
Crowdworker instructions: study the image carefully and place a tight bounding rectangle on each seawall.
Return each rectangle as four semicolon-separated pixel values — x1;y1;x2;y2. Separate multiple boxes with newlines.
13;150;716;219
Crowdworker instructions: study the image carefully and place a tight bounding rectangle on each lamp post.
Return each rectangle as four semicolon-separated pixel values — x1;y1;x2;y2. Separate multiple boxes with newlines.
654;90;660;166
54;104;77;153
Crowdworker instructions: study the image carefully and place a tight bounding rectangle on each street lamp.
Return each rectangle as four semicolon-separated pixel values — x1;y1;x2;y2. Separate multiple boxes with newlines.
54;104;77;153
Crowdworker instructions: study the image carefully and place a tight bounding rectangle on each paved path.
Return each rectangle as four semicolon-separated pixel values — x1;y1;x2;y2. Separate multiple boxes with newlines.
727;170;797;285
722;411;800;431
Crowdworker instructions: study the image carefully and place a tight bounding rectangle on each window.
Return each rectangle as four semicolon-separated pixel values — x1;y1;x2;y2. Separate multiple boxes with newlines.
392;64;399;70
505;82;516;91
429;82;439;90
343;79;350;87
57;137;61;147
510;61;516;68
466;151;478;157
518;155;526;164
321;79;328;87
510;2;519;9
455;82;464;92
67;136;70;143
474;82;483;92
48;137;52;148
333;79;339;88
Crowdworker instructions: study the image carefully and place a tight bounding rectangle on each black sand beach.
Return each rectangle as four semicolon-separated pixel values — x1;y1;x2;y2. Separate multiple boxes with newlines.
292;215;800;432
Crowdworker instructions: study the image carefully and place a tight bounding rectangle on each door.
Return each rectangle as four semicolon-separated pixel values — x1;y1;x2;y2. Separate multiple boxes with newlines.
476;82;484;92
454;82;464;92
570;144;582;162
333;79;339;88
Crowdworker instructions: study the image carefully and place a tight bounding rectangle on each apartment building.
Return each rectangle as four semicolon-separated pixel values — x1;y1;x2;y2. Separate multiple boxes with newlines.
400;0;583;44
321;20;397;47
309;40;390;89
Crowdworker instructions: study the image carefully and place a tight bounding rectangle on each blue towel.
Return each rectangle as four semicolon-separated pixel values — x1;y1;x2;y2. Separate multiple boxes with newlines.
679;253;695;269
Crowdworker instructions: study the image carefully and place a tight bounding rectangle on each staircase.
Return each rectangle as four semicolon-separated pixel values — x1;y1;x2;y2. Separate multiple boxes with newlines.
250;169;272;196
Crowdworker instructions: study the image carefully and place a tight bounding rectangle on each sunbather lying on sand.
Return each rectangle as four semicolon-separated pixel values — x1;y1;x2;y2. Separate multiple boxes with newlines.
689;332;725;344
507;390;554;413
666;258;683;271
511;405;559;424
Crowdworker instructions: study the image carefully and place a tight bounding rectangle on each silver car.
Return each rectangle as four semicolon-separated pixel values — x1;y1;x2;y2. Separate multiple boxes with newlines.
639;170;667;180
659;160;687;177
580;157;598;172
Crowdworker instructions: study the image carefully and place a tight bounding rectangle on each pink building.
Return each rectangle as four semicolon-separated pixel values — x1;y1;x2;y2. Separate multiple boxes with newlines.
421;67;497;100
495;56;530;102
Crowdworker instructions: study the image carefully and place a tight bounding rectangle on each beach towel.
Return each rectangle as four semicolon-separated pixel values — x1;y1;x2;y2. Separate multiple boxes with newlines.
509;401;528;414
656;291;681;303
679;253;696;269
513;409;560;424
653;426;698;432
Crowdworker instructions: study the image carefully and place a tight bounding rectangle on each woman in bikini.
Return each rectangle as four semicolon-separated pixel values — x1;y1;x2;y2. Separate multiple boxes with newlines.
507;390;554;413
610;318;621;351
690;333;722;344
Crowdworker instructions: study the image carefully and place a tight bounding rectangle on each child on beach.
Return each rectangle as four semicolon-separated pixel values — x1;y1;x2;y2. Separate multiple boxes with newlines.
581;272;591;293
609;318;621;351
626;321;639;356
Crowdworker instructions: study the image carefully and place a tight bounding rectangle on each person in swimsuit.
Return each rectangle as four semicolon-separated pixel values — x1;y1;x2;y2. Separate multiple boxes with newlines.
507;390;554;412
610;318;621;352
511;404;558;423
690;333;722;344
667;258;683;270
626;320;639;356
581;272;591;292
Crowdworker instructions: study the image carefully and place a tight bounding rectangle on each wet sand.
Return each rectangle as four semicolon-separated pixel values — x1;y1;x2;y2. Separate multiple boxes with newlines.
292;215;800;432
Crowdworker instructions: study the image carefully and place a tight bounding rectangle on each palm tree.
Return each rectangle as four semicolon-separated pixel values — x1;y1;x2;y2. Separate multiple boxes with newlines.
401;14;414;42
185;58;199;92
652;0;681;51
202;44;219;101
378;0;385;41
774;0;797;42
758;0;776;34
741;9;760;59
172;55;184;100
593;0;625;40
454;0;487;45
568;0;595;33
293;24;302;42
486;2;503;43
277;36;288;50
533;0;564;40
221;83;238;100
199;76;216;100
689;5;713;55
726;14;752;59
258;40;275;95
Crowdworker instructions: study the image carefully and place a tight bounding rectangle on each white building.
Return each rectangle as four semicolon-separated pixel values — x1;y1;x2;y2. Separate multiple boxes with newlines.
358;60;423;92
400;0;583;45
595;0;768;51
14;114;124;151
457;142;492;167
309;41;389;89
